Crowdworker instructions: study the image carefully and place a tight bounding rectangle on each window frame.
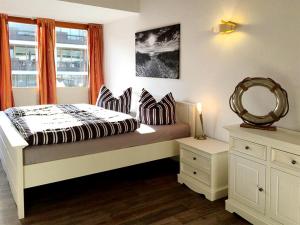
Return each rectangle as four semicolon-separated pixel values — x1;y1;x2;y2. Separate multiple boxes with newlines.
8;16;88;30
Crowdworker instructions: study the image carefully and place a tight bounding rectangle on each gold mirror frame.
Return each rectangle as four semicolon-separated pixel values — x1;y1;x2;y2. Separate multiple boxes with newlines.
229;77;289;128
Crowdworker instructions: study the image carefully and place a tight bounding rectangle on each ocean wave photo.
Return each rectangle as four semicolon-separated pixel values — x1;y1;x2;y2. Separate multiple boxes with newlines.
135;24;180;79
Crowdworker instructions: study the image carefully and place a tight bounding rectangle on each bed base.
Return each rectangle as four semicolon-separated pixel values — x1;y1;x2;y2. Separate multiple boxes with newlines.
24;140;179;188
0;112;27;219
0;101;196;219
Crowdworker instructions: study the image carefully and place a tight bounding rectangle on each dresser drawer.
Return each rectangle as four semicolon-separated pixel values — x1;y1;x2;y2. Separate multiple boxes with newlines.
272;148;300;170
181;163;210;186
231;138;267;160
181;148;210;172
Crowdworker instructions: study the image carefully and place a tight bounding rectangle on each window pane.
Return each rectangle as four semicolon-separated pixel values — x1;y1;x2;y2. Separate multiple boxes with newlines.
56;27;87;45
56;27;88;87
9;22;36;42
10;45;37;71
56;73;88;87
12;73;37;88
9;22;37;88
56;48;87;72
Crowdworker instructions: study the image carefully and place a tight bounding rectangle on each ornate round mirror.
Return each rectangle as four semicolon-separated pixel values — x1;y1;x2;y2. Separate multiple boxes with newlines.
229;77;289;130
242;86;276;116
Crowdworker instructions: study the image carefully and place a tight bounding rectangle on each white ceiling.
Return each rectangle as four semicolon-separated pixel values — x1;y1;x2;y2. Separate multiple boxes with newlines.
0;0;139;24
59;0;140;12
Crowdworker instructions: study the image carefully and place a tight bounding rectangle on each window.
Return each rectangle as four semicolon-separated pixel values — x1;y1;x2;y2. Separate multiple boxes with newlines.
55;27;88;87
8;22;89;88
9;22;38;87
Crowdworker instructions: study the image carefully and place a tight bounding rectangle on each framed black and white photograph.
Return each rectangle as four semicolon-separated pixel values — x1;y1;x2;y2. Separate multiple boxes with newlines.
135;24;180;79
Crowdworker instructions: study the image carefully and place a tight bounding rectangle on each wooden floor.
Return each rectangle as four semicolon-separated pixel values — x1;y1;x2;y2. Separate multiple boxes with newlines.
0;159;250;225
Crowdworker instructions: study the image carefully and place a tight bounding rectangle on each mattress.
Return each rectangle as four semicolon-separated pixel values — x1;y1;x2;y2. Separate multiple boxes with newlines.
24;122;190;165
5;104;139;146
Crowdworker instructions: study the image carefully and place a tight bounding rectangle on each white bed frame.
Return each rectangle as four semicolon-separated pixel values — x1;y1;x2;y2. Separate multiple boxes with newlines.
0;102;195;219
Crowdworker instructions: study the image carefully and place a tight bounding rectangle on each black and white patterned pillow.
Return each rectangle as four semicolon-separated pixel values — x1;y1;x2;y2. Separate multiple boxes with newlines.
138;89;176;125
96;86;132;114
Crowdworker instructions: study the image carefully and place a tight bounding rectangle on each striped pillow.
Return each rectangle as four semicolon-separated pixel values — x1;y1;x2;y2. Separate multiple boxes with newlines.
138;89;176;125
96;86;132;114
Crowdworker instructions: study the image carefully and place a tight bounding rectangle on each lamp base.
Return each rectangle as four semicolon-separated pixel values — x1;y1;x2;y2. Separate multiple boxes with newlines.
240;123;277;131
194;134;207;140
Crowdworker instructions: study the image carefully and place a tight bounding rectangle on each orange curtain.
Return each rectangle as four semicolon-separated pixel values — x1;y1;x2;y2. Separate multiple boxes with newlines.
37;18;57;104
0;14;14;110
88;24;104;105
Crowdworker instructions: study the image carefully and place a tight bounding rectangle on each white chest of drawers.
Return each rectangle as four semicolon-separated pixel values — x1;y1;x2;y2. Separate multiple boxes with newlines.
177;137;229;201
226;125;300;225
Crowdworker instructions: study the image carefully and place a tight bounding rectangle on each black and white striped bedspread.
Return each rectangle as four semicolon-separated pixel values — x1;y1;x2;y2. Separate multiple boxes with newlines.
5;104;140;146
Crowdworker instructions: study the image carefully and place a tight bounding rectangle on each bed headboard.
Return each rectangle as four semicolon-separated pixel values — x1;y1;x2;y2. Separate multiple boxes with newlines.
131;91;195;137
176;101;196;137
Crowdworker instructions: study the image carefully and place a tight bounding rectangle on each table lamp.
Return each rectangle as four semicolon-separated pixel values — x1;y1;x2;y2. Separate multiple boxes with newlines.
195;102;207;140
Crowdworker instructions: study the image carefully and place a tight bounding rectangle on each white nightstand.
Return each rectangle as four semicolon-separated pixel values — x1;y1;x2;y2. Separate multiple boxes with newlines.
177;137;229;201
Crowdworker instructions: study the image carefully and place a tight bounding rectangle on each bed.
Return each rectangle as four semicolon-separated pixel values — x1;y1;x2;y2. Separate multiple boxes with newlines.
0;101;196;219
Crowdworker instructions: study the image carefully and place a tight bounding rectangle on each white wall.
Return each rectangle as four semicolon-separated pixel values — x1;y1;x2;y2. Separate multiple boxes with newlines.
104;0;300;141
13;88;89;106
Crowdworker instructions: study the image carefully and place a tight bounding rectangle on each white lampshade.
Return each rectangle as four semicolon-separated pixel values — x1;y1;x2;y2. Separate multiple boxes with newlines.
196;102;202;114
194;102;207;140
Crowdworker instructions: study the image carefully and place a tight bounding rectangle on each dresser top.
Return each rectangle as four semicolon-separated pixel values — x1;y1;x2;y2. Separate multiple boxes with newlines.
225;125;300;154
176;137;228;154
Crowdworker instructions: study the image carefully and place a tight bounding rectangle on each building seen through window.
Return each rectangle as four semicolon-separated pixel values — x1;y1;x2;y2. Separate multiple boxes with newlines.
9;22;37;87
56;27;88;87
8;23;88;88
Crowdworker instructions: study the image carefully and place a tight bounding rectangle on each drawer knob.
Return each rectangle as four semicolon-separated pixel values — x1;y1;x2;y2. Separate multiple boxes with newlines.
193;171;197;175
257;186;264;192
245;146;250;150
291;160;297;165
193;157;197;160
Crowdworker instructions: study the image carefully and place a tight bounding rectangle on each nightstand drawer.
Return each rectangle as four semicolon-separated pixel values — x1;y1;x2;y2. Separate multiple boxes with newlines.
181;148;210;172
272;148;300;171
181;162;210;186
232;138;267;160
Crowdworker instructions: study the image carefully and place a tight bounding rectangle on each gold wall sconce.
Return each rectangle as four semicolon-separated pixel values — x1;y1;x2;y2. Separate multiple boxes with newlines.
213;20;237;34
